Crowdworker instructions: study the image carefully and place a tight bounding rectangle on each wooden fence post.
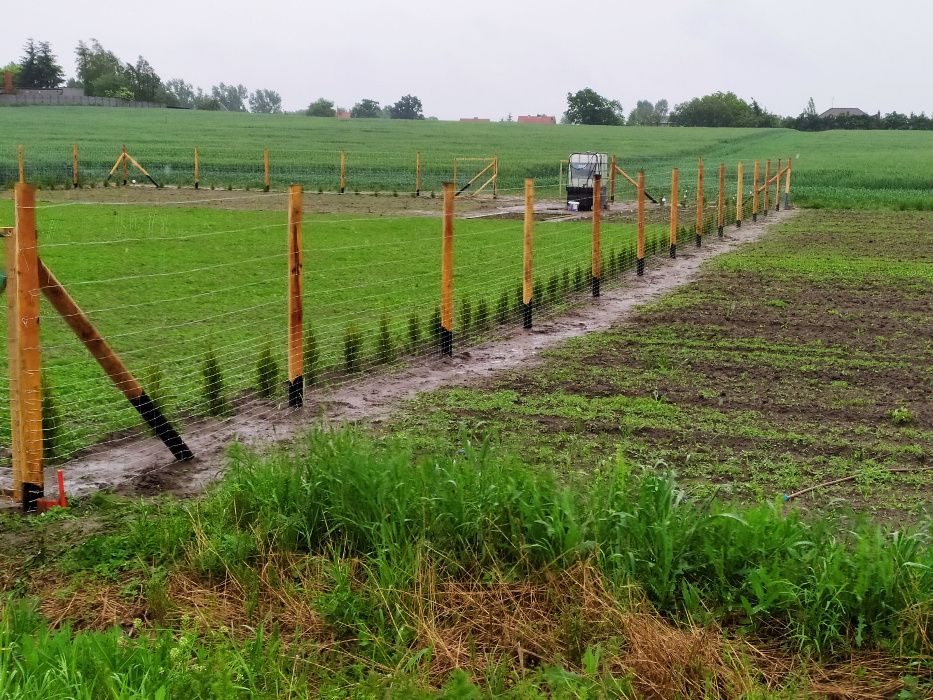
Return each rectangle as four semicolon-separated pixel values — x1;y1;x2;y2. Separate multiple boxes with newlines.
592;174;601;296
8;184;44;511
609;154;617;203
72;144;79;189
122;144;128;185
339;151;346;194
415;151;421;196
287;185;304;407
492;156;498;199
637;171;646;275
752;160;760;222
763;159;771;214
263;148;270;192
669;168;678;258
695;158;704;247
194;147;200;189
736;161;744;227
441;182;454;356
717;163;725;236
17;145;24;183
522;178;534;328
784;157;792;208
775;159;782;211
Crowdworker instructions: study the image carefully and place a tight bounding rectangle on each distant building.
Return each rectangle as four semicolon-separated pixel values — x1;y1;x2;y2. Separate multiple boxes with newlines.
336;109;351;120
0;73;164;108
518;114;556;124
460;117;490;122
819;107;867;119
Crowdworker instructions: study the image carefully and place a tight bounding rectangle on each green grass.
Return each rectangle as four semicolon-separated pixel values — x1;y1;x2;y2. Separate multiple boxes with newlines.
0;198;671;459
0;429;929;697
392;209;933;519
2;107;933;208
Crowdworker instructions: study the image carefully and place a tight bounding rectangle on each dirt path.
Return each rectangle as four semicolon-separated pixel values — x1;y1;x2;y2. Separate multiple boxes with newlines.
40;210;796;500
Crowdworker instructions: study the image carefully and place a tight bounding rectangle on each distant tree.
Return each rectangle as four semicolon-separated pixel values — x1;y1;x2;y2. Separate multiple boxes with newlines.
211;82;248;112
18;39;64;89
351;98;381;118
627;100;655;125
805;97;817;117
654;99;669;124
1;62;22;88
563;88;624;125
75;40;132;98
669;91;777;127
249;88;283;114
306;97;336;117
389;94;424;119
164;78;195;108
193;88;222;111
127;56;163;102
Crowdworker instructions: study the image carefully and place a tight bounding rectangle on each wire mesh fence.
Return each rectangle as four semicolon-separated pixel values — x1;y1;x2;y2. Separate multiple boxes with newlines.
0;152;791;507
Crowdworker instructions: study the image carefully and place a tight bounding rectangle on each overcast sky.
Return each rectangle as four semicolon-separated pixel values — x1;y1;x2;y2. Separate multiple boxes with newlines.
4;0;930;119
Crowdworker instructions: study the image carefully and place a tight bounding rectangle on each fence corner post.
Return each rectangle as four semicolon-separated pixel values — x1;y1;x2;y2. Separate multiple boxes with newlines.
669;168;679;259
695;158;704;247
8;183;44;511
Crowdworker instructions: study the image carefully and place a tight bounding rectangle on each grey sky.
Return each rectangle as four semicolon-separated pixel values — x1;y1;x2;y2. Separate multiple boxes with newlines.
4;0;930;119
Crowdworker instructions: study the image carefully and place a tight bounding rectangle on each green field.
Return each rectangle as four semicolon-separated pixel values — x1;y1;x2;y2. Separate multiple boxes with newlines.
2;106;933;208
394;209;933;520
0;197;673;460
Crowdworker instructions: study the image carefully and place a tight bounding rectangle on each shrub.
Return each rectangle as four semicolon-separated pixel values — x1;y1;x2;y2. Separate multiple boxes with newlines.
459;298;472;335
562;268;571;297
407;311;421;351
495;290;510;325
344;324;363;373
573;265;584;291
376;312;395;364
256;343;279;399
475;298;490;332
201;348;226;416
429;305;442;348
547;273;559;305
304;325;320;386
41;374;62;462
533;279;544;309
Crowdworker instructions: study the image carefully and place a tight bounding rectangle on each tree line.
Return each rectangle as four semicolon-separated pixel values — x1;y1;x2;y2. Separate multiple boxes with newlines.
562;89;933;131
2;38;284;113
305;95;425;120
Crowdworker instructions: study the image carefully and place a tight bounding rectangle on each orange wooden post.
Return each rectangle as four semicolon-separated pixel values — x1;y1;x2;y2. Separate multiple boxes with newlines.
695;158;704;246
287;185;304;407
72;144;79;189
609;154;617;203
636;171;646;275
669;168;679;258
522;178;534;328
592;174;601;296
784;156;792;208
440;182;455;355
717;163;725;236
263;148;271;192
763;159;771;214
194;147;200;189
121;144;128;185
339;151;346;193
775;159;782;211
752;160;760;222
415;151;421;196
8;184;44;511
492;156;499;199
736;161;744;228
17;145;24;183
